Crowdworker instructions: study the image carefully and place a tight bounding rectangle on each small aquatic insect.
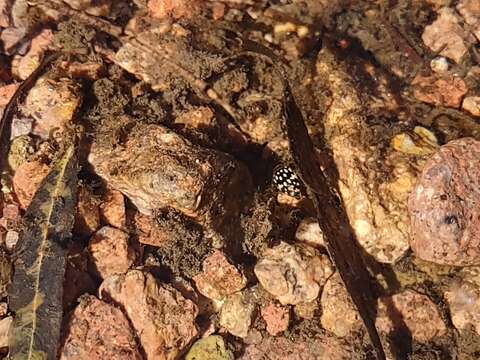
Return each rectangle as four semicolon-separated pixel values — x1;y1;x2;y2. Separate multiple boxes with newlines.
272;165;302;198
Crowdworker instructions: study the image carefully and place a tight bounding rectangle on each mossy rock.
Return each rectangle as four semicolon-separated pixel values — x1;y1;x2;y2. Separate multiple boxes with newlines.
185;335;234;360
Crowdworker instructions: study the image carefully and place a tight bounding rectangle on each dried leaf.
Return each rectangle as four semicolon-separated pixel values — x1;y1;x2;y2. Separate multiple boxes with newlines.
8;143;78;360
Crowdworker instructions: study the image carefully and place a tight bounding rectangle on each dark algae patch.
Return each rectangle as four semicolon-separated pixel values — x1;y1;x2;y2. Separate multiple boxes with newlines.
152;208;209;278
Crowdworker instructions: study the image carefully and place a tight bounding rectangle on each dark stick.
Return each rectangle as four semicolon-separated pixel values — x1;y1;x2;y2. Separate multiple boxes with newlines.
283;83;386;360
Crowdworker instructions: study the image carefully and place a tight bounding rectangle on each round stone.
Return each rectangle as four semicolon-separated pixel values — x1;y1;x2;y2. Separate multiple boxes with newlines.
408;138;480;266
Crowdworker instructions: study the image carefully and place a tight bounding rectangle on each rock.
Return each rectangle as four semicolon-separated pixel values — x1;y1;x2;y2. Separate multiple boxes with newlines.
409;138;480;266
254;242;333;305
260;303;290;336
0;0;12;27
411;74;468;108
295;217;325;248
62;61;106;80
240;334;353;360
390;127;439;156
0;302;8;317
316;51;415;263
457;266;480;288
63;246;96;308
175;106;215;129
457;0;480;40
193;250;246;301
21;75;82;138
430;57;449;74
444;280;480;335
100;270;198;360
148;0;202;20
219;292;255;338
12;29;53;80
276;192;301;207
133;212;169;246
12;160;50;209
0;83;19;118
294;300;318;320
0;27;26;54
88;123;251;245
4;231;19;252
0;316;12;348
100;189;126;229
462;96;480;116
7;135;34;171
10;117;33;139
422;8;471;63
60;296;142;360
426;0;452;7
63;0;112;17
320;272;362;337
0;203;21;231
88;226;136;279
185;335;234;360
376;290;446;342
74;187;101;237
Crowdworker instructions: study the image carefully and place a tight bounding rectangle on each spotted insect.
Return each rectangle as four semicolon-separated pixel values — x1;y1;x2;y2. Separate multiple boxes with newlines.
272;165;303;198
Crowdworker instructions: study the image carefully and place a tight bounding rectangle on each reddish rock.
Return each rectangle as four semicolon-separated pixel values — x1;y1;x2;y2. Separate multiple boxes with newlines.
63;246;96;308
133;212;169;246
260;303;290;336
62;61;106;80
0;27;26;54
175;106;215;129
12;29;53;80
147;0;202;19
63;0;112;17
0;83;19;118
100;270;198;360
457;0;480;39
22;76;82;138
12;160;50;209
409;138;480;266
100;189;126;230
412;74;468;108
254;242;333;305
240;334;353;360
88;226;136;279
422;8;470;63
74;187;101;237
193;250;246;300
60;296;142;360
0;0;12;27
376;290;446;342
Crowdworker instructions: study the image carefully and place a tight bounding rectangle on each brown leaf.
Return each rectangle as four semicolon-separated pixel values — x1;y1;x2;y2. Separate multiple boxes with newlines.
8;143;78;360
